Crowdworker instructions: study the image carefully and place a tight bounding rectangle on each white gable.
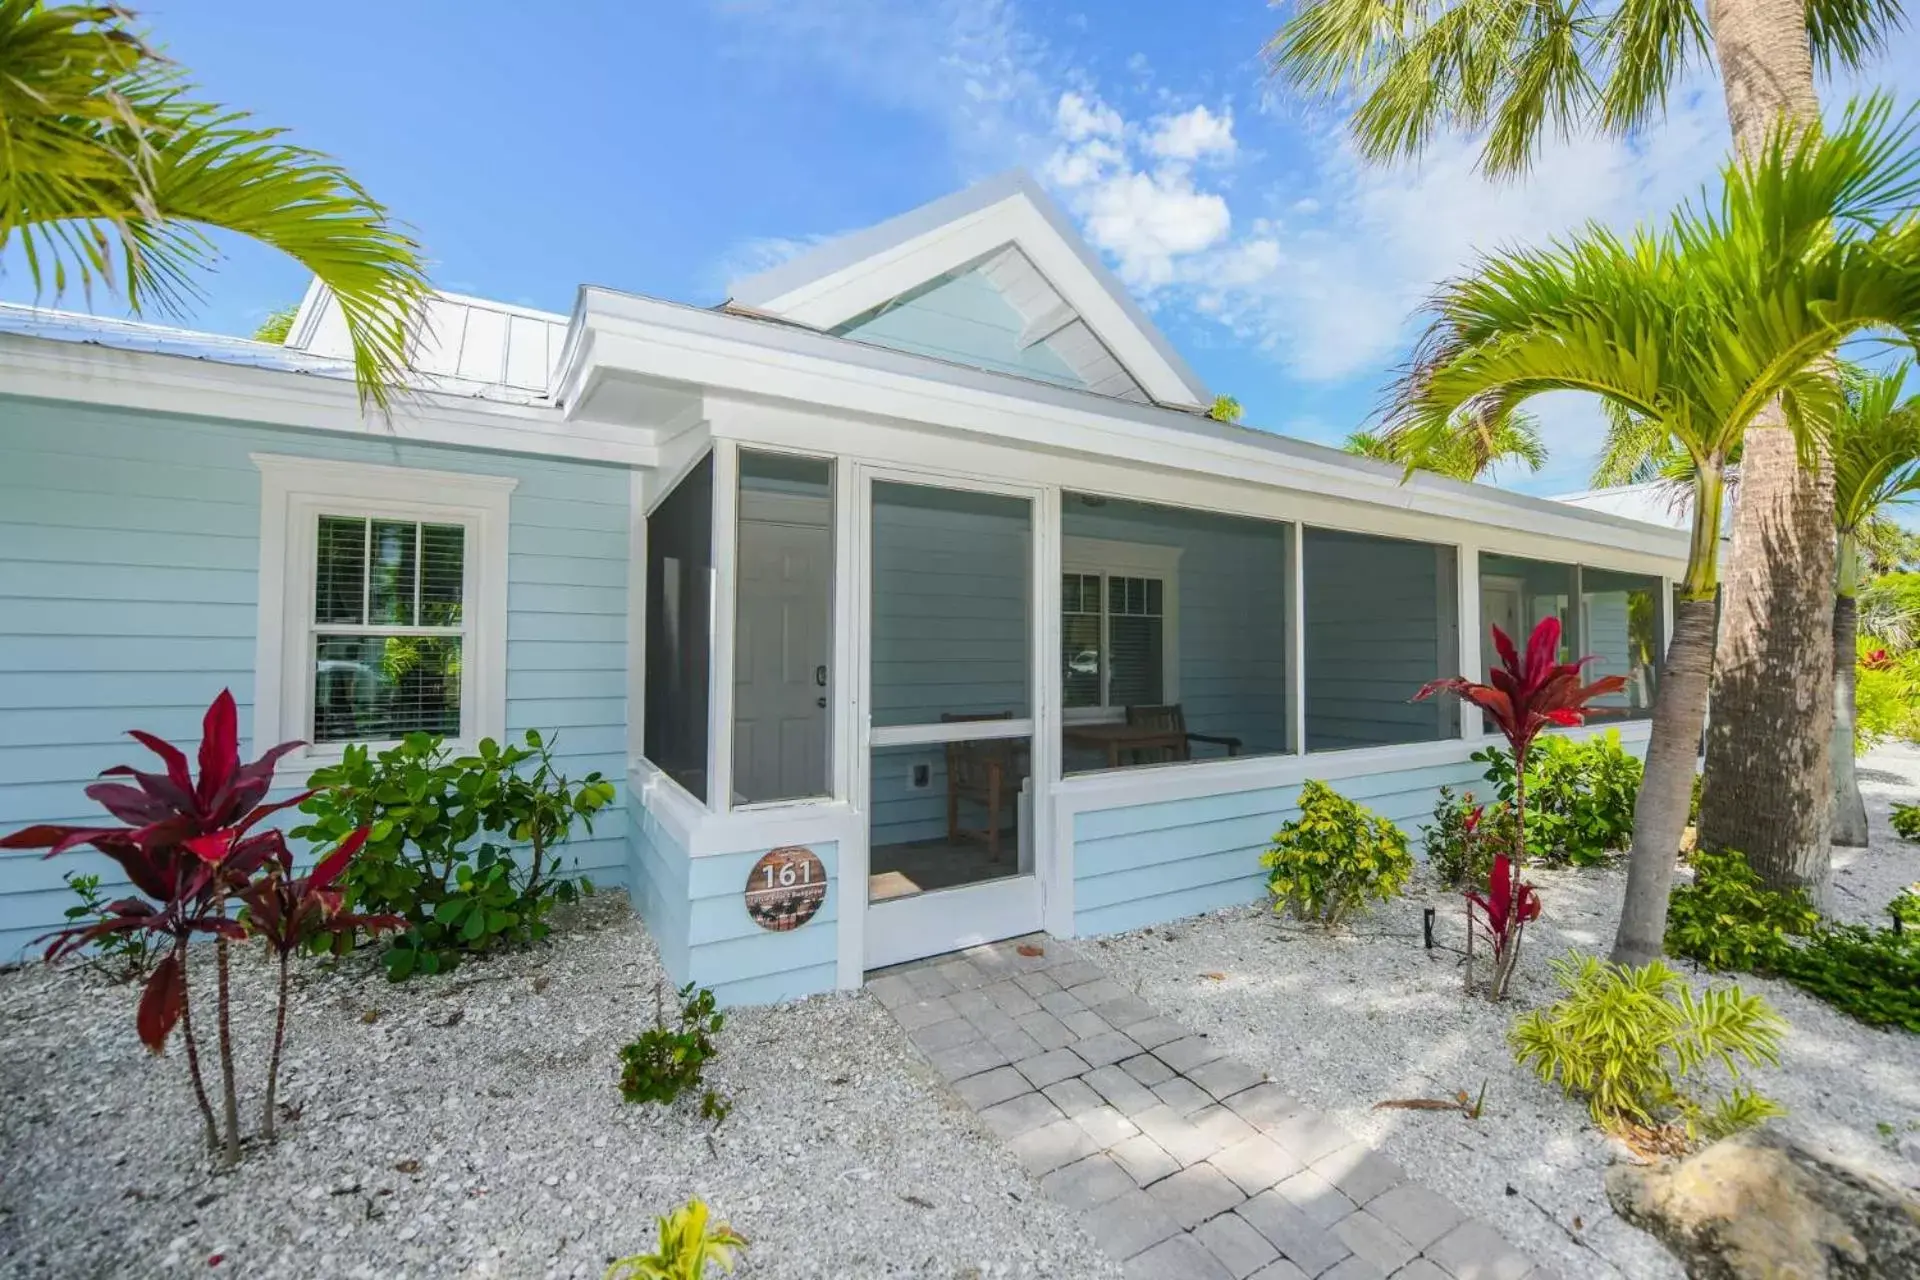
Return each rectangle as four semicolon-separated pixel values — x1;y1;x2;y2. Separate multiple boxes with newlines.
727;171;1208;409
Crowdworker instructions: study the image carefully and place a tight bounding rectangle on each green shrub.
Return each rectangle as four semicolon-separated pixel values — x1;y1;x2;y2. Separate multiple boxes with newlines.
1419;786;1506;890
1510;951;1786;1140
1892;803;1920;842
1666;849;1821;972
619;982;730;1121
1264;780;1412;928
295;729;615;980
59;871;157;981
1667;852;1920;1033
1854;635;1920;750
1474;730;1641;866
1891;884;1920;931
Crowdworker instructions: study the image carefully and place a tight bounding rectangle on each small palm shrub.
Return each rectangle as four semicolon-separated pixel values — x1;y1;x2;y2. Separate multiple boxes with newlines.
1263;781;1412;928
1891;802;1920;842
1511;951;1786;1143
606;1199;746;1280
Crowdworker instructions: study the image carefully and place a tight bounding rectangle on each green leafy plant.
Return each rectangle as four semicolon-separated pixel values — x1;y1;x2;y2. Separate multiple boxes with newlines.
1263;780;1412;928
1420;787;1507;890
1665;850;1821;972
1511;952;1786;1142
60;870;156;981
1472;731;1642;866
606;1199;746;1280
1890;884;1920;932
619;982;729;1119
1892;803;1920;842
294;730;614;980
1669;852;1920;1032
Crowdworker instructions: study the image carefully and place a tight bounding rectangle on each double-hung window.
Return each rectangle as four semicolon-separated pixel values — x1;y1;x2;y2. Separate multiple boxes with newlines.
253;455;514;765
1060;538;1181;718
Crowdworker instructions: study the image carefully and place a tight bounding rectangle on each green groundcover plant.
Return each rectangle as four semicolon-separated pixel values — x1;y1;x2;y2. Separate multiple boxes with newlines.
1668;851;1920;1032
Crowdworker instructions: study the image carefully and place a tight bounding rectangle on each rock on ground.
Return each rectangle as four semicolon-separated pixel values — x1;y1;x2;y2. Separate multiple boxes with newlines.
0;895;1121;1280
1606;1128;1920;1279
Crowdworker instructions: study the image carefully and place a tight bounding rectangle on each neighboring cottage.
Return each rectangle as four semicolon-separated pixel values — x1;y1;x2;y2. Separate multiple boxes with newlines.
0;171;1686;1001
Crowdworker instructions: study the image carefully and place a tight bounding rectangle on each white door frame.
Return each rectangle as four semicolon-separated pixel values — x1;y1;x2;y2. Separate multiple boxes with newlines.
848;461;1057;971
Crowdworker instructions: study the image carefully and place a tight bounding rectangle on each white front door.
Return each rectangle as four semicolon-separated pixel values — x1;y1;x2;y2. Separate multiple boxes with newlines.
733;519;831;804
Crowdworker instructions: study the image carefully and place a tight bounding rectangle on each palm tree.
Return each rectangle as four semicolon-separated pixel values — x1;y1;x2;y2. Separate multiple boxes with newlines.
1385;99;1920;964
1345;414;1547;480
1268;0;1896;906
1830;364;1920;844
0;2;429;406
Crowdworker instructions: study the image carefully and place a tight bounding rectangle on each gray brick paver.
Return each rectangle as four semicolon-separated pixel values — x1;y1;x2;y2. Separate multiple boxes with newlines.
1210;1133;1305;1195
1334;1210;1419;1273
1194;1210;1282;1279
1248;1261;1311;1280
1084;1063;1160;1114
1072;1029;1142;1069
1093;994;1160;1027
1132;1102;1228;1166
1067;977;1130;1006
1275;1167;1359;1230
1038;987;1087;1018
1013;969;1060;997
931;957;991;991
928;1038;1007;1082
1237;1190;1354;1276
1127;1232;1237;1280
1121;1052;1177;1087
1157;1034;1225;1073
1016;1008;1076;1051
892;995;957;1030
1122;1015;1188;1050
1316;1145;1407;1206
908;1016;981;1055
988;982;1043;1017
1010;1117;1103;1176
1188;1054;1270;1101
865;972;917;1009
989;1027;1044;1062
964;1005;1021;1039
1154;1075;1216;1115
953;1065;1030;1110
1073;1104;1141;1149
1268;1110;1358;1166
1043;1076;1103;1117
978;1089;1062;1139
1390;1261;1451;1280
1041;1152;1137;1211
1225;1081;1305;1128
1321;1255;1388;1280
1147;1161;1247;1229
1109;1132;1180;1187
1366;1183;1466;1251
1014;1046;1089;1090
1061;1007;1114;1038
1082;1187;1183;1259
1047;957;1105;987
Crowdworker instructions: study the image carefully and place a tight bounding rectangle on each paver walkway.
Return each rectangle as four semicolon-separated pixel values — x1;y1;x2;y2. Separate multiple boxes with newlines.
871;937;1547;1280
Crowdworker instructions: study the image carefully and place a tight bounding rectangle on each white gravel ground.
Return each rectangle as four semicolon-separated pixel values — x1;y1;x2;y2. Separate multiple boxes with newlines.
0;895;1121;1280
1091;744;1920;1280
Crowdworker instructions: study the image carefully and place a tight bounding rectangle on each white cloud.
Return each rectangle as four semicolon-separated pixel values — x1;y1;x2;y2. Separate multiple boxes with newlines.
1147;104;1237;161
1057;91;1123;142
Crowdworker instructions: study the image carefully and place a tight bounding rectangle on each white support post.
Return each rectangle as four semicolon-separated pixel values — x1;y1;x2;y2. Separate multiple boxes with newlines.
1458;541;1483;740
1291;521;1307;755
707;441;740;815
627;469;648;765
1036;484;1070;938
837;461;873;990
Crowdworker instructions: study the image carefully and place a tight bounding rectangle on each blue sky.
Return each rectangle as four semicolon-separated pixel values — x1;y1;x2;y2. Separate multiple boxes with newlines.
9;1;1920;495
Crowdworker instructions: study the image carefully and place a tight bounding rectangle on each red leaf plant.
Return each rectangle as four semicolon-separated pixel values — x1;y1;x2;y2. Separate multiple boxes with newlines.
1;690;374;1164
1415;617;1626;999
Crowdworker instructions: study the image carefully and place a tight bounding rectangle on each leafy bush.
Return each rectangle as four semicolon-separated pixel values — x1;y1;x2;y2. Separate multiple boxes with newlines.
1263;780;1412;928
60;871;156;981
620;982;730;1121
1668;852;1920;1032
1854;635;1920;749
1666;850;1821;972
1891;884;1920;932
1510;951;1786;1142
1892;802;1920;842
1473;730;1642;866
607;1199;747;1280
295;730;615;980
1420;786;1508;890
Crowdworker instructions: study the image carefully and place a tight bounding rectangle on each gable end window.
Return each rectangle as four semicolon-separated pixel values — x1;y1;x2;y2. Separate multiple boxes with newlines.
253;454;515;764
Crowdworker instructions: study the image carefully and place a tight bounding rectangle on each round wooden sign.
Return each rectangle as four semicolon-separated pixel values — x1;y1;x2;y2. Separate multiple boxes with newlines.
744;845;827;932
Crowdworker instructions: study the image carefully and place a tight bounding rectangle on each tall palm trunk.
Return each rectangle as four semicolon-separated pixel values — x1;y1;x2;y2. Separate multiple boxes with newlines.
1614;467;1726;966
1831;531;1870;845
1697;0;1836;899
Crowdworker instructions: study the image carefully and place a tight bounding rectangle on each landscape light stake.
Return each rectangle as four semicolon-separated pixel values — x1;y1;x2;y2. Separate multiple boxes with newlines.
1423;906;1436;950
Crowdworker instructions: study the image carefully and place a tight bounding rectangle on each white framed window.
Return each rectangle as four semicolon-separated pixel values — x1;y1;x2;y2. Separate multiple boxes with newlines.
1060;536;1182;722
252;454;515;766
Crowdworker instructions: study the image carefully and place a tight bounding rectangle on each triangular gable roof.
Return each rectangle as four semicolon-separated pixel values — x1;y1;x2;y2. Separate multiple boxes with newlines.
726;169;1212;409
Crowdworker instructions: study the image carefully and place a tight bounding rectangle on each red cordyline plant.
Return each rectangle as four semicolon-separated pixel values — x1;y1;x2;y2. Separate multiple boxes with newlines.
1416;617;1626;999
1;690;379;1164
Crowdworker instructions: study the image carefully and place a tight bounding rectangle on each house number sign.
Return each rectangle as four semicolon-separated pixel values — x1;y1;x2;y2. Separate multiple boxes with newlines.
744;846;827;932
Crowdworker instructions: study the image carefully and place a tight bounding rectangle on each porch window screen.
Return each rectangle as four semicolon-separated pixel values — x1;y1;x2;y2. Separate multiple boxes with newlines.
1578;567;1663;720
1061;573;1165;710
645;455;715;802
1303;528;1459;751
310;515;465;743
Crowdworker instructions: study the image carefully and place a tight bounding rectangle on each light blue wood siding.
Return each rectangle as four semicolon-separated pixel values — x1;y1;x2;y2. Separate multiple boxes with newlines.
0;395;631;959
835;268;1085;388
1304;530;1458;751
1071;759;1485;937
629;800;840;1006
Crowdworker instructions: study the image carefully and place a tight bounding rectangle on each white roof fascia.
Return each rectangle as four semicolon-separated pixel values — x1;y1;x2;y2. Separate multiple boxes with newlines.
726;170;1213;409
566;286;1688;564
0;330;659;468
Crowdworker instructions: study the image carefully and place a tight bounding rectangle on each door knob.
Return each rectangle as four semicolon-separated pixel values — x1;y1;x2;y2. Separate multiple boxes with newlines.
815;665;828;687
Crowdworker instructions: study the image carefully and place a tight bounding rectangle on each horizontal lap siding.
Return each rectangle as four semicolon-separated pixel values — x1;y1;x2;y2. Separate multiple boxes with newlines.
0;396;631;959
687;843;839;1006
627;793;692;982
1071;756;1485;937
837;270;1084;388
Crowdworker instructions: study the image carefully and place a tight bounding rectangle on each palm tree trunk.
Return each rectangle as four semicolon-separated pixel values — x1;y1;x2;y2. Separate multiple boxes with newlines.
1831;589;1871;845
1697;0;1836;901
1613;597;1719;965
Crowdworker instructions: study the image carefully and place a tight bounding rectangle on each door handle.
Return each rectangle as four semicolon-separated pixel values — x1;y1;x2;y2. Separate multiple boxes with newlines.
816;697;827;708
815;665;828;687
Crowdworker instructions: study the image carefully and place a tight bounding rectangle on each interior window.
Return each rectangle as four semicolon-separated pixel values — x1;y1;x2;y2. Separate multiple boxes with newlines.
1060;571;1165;711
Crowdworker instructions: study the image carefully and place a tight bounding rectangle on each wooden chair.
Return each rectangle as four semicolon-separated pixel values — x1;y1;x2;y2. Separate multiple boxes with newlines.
941;712;1027;862
1124;704;1241;764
